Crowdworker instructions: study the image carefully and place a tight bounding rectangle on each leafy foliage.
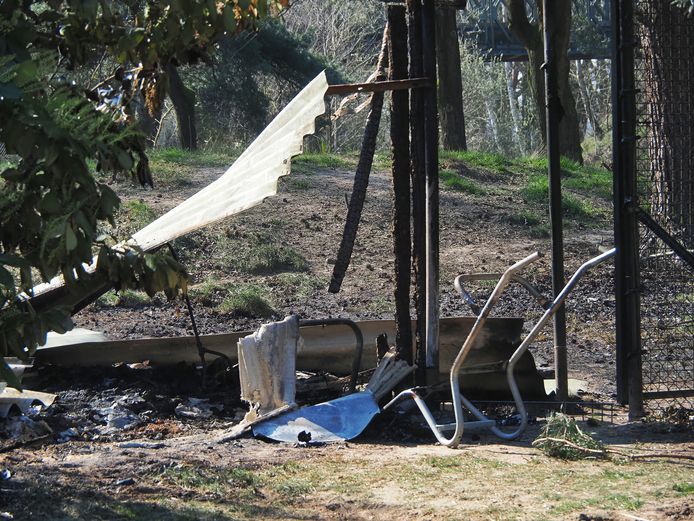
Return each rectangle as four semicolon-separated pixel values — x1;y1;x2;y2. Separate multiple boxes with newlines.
533;413;605;460
0;1;285;380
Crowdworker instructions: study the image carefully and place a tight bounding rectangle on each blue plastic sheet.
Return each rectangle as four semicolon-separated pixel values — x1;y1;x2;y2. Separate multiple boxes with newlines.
252;391;380;443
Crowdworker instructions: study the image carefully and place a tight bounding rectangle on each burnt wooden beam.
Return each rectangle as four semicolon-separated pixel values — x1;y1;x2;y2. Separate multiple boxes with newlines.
329;27;390;294
408;0;428;386
388;3;413;365
325;78;431;96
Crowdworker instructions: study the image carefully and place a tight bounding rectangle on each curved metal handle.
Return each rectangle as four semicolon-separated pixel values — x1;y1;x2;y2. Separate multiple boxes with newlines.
454;273;551;314
299;318;364;394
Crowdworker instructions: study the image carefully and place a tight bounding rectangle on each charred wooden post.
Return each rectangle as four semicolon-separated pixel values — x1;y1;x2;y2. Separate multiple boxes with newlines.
422;0;440;383
542;0;568;402
388;4;413;365
376;332;390;364
328;28;390;294
407;0;428;385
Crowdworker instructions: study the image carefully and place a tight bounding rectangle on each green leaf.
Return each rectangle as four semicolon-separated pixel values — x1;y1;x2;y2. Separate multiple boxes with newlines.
0;265;15;289
65;225;78;251
0;359;22;390
1;168;23;182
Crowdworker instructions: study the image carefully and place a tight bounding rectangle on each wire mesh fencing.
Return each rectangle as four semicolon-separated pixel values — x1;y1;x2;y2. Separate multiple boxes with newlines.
634;0;694;416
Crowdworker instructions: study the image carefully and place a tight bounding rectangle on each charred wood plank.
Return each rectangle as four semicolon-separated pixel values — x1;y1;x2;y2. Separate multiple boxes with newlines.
388;3;413;365
328;26;390;293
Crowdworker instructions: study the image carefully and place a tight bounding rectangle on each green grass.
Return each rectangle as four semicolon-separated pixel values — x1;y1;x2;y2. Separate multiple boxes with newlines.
148;148;236;187
508;210;550;237
219;284;275;318
522;174;599;222
160;462;313;505
514;156;613;200
149;148;236;167
274;273;323;300
293;153;352;169
674;482;694;496
440;149;509;173
122;200;158;231
96;289;150;307
288;178;312;190
440;170;485;195
233;234;307;274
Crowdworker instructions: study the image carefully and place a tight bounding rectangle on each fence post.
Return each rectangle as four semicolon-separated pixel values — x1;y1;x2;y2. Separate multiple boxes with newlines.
611;0;644;417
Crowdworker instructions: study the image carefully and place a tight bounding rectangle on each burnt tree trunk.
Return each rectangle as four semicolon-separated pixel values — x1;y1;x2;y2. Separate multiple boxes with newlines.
640;3;694;244
329;27;389;293
167;63;197;151
435;6;467;151
388;4;413;363
506;0;582;163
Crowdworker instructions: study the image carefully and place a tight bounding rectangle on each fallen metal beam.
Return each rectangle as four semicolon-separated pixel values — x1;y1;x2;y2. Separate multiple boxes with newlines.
36;317;546;399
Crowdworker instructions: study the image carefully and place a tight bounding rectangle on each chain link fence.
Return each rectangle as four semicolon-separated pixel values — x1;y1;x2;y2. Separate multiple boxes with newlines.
634;0;694;415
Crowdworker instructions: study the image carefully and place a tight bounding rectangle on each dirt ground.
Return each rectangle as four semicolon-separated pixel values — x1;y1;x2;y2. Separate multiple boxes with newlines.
2;153;692;520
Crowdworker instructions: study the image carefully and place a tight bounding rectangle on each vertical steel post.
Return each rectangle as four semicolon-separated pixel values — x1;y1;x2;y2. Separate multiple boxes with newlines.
611;0;643;416
542;0;568;402
422;0;440;383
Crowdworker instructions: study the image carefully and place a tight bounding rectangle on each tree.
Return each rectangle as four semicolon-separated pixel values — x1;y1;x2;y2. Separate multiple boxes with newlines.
0;0;286;384
505;0;583;163
639;2;694;243
435;7;467;150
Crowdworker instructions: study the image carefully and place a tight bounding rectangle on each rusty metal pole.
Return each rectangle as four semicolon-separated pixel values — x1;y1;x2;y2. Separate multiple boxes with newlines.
422;0;440;383
543;0;569;402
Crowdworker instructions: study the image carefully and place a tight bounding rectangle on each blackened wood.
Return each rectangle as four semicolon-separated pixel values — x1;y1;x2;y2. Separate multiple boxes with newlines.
325;77;430;96
328;27;390;294
422;0;440;378
388;4;413;365
376;333;390;364
408;0;427;385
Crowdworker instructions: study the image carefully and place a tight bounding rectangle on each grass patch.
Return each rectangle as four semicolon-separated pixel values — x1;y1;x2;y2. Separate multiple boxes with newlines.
149;148;236;168
440;149;509;173
293;153;351;169
122;199;158;232
148;148;236;187
368;295;393;314
96;289;150;307
219;284;275;318
440;170;485;195
522;174;599;222
515;155;613;200
509;210;542;226
674;482;694;496
160;464;258;501
288;178;312;190
275;273;323;300
508;210;550;237
233;234;307;274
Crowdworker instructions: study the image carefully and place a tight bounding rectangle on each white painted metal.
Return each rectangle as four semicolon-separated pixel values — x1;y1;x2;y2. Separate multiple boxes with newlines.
131;72;329;250
28;72;329;300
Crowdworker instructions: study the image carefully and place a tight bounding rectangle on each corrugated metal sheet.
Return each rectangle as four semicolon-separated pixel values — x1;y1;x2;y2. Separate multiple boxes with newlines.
26;72;328;305
131;71;329;250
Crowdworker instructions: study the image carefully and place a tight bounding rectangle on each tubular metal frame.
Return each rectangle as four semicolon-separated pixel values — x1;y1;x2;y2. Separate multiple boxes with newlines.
384;248;617;448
